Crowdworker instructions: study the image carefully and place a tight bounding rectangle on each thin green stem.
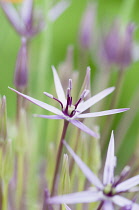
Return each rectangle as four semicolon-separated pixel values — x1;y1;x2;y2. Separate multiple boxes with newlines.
51;120;69;196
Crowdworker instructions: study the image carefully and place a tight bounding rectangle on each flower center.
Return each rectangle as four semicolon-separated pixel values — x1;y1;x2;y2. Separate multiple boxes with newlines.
103;184;116;197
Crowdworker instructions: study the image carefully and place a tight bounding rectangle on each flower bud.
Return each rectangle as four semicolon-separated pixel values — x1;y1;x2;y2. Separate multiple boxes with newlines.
14;37;28;90
79;3;96;49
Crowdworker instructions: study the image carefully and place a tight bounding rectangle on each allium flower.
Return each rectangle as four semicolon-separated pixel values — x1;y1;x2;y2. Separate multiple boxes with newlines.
0;0;70;38
47;131;139;209
0;0;44;38
9;67;129;138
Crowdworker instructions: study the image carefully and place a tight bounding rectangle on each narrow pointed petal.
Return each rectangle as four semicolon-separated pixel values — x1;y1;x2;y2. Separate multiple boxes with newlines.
64;204;71;210
77;87;115;113
48;191;103;204
112;196;139;209
103;201;114;210
21;0;33;26
64;141;103;189
9;87;62;115
115;175;139;193
69;119;100;139
48;1;70;22
52;66;66;105
103;131;115;185
0;2;23;34
77;108;130;119
33;114;64;120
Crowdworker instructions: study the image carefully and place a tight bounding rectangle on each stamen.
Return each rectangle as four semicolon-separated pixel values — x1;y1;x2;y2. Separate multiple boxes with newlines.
114;166;130;187
43;92;63;109
74;89;89;108
44;92;53;98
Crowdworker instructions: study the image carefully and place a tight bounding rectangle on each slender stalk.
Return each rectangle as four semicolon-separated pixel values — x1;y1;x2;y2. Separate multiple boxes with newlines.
2;182;8;210
97;201;104;210
51;120;69;196
101;68;125;155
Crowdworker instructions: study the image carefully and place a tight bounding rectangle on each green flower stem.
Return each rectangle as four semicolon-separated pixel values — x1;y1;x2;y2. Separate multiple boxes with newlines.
51;120;69;196
101;69;125;156
2;182;8;210
16;153;24;209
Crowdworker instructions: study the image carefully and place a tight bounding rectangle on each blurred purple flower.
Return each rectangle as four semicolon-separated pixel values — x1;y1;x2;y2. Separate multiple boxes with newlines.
101;21;135;69
0;0;44;38
79;3;96;49
47;131;139;209
14;37;28;89
9;67;129;138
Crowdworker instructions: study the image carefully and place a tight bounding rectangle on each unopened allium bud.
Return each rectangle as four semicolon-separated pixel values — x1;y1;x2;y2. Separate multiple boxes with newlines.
79;3;96;49
102;21;135;69
14;37;28;89
0;96;7;142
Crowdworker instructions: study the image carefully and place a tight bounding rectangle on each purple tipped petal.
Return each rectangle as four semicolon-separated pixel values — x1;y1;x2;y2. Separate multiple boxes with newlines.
48;191;103;204
77;87;115;113
116;175;139;193
112;196;139;209
52;66;66;105
69;119;100;139
103;201;114;210
77;108;130;119
0;2;23;34
64;141;103;189
103;131;115;185
33;114;65;120
9;87;62;115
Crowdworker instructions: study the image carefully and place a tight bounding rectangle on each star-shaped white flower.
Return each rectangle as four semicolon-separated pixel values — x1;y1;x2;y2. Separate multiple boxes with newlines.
47;131;139;209
9;66;129;138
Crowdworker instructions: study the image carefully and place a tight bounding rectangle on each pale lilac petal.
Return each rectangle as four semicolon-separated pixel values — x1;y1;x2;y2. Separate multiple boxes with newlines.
77;108;130;119
103;200;114;210
0;2;23;34
21;0;33;25
33;114;65;120
64;204;71;210
48;191;103;204
69;119;100;139
103;131;115;185
52;66;66;105
77;87;115;113
112;196;139;209
116;175;139;192
48;1;70;22
9;87;62;115
64;141;103;189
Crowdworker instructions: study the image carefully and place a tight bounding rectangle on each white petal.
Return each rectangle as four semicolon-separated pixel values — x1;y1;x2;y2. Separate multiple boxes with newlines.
116;175;139;192
48;0;70;22
103;131;115;185
77;87;115;113
33;114;65;119
48;191;103;204
112;195;139;209
9;87;62;115
52;66;66;105
103;201;114;210
64;141;103;189
64;204;71;210
77;108;130;118
21;0;33;25
0;2;24;33
69;119;100;139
